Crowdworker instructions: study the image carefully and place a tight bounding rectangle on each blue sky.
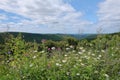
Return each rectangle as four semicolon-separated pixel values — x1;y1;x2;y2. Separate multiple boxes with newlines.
66;0;102;22
0;0;120;34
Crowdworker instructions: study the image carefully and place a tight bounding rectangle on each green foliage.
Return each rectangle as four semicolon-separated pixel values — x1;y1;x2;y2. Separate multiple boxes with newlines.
65;37;78;46
0;32;120;80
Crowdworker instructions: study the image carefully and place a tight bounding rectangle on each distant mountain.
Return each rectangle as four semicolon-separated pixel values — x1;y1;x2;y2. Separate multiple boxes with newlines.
0;32;70;43
69;34;97;40
0;32;119;43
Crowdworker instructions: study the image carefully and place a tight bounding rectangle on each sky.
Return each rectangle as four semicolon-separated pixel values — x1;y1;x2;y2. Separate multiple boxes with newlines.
0;0;120;34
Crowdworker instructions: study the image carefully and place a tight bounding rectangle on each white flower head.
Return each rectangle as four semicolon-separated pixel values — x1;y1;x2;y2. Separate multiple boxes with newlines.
79;47;83;50
98;55;102;58
70;45;74;48
41;50;45;53
78;52;83;55
33;56;36;59
64;54;67;57
66;48;70;51
82;49;86;52
72;50;76;53
81;63;85;66
51;47;55;50
34;50;37;53
30;64;33;67
56;63;60;66
62;60;67;63
101;50;105;53
104;74;109;77
76;73;80;76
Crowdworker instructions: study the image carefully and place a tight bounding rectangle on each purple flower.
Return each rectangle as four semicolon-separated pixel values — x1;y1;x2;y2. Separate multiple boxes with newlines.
48;48;51;51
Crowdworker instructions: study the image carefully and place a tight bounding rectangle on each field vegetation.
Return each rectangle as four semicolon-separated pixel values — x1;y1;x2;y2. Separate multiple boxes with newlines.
0;32;120;80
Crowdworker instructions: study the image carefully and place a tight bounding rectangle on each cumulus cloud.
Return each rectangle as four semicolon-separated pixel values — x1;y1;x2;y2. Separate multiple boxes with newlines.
0;0;92;33
0;14;7;20
97;0;120;33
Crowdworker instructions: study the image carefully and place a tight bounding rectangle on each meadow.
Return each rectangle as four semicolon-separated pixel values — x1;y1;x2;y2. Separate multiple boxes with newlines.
0;33;120;80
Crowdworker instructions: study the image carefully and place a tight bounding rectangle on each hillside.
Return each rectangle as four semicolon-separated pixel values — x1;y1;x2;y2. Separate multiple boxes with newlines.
0;32;119;43
0;32;70;43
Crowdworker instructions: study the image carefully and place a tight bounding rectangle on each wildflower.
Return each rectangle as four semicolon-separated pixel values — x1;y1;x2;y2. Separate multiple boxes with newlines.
70;45;74;48
48;48;51;51
98;55;102;58
81;63;85;66
41;50;45;53
76;73;80;76
79;47;83;50
79;59;82;62
104;74;109;77
66;48;70;51
66;72;70;75
101;50;105;53
34;50;37;53
88;52;91;55
82;49;86;52
7;60;10;63
51;47;55;50
74;65;76;68
64;54;67;57
78;52;83;55
91;54;95;56
72;50;76;53
62;60;67;63
56;63;60;66
94;71;98;73
97;57;100;60
30;64;33;67
33;56;36;59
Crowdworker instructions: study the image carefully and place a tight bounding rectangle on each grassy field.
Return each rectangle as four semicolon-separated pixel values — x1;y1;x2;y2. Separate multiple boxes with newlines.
0;33;120;80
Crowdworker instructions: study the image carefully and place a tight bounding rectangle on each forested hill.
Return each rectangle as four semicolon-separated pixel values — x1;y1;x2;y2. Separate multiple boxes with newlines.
0;32;119;43
0;32;70;43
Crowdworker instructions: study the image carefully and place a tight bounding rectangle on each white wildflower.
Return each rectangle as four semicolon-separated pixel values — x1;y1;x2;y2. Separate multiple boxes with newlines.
88;52;91;55
70;45;74;48
94;71;98;73
104;74;109;77
79;47;83;50
66;48;70;51
56;63;60;66
78;52;83;55
51;47;55;50
41;50;45;53
98;55;102;58
97;57;100;60
82;49;86;52
72;50;76;53
101;50;105;53
76;73;80;76
33;56;36;59
30;64;33;67
66;72;70;75
91;54;95;56
64;54;67;57
62;60;67;63
79;59;82;62
34;50;37;53
81;63;85;66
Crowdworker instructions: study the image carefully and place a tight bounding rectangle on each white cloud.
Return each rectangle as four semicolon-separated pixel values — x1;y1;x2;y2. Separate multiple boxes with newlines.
0;0;91;33
97;0;120;33
0;14;7;20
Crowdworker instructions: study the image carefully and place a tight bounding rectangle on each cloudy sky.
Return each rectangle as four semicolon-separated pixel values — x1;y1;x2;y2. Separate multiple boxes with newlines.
0;0;120;34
